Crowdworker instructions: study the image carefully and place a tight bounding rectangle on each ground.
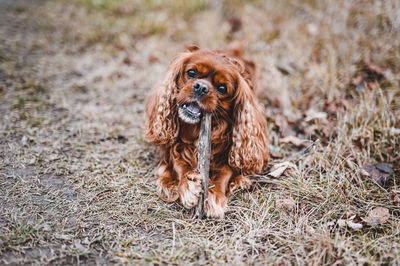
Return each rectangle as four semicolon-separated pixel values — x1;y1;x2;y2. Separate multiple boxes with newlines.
0;0;399;265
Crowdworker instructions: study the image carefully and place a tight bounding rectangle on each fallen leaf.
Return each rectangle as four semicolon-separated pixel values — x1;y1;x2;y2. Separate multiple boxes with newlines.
279;136;306;147
268;162;297;178
337;216;363;230
362;162;392;186
375;163;393;174
364;207;390;226
347;220;363;230
276;197;296;211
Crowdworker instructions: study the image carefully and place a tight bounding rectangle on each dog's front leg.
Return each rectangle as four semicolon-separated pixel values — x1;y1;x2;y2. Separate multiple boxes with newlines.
173;157;202;209
205;165;234;219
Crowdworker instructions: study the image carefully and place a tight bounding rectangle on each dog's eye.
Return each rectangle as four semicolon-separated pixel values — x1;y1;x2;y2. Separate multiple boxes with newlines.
217;85;227;94
187;69;197;79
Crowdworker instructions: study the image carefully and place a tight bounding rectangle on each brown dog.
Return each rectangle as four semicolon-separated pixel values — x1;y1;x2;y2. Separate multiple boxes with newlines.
145;45;269;218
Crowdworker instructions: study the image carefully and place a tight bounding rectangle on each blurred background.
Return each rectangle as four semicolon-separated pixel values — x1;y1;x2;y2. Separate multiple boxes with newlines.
2;0;399;124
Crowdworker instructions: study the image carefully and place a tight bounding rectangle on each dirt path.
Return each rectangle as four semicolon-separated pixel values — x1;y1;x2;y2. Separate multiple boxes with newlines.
0;1;165;264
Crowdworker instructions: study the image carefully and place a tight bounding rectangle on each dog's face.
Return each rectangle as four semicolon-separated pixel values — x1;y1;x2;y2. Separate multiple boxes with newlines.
175;50;238;124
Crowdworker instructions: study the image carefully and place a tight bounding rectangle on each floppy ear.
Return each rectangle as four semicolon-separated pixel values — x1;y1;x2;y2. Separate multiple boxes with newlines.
145;52;189;145
229;75;269;174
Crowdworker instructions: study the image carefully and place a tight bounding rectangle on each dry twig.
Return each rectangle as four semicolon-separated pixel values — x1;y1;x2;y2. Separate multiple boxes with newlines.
194;113;212;219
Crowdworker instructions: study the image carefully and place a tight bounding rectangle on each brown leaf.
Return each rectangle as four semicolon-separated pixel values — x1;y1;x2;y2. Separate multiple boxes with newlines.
364;207;390;226
362;162;392;186
279;136;306;147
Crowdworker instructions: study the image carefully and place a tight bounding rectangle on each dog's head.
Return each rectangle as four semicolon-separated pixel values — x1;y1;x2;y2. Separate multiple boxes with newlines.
174;46;244;124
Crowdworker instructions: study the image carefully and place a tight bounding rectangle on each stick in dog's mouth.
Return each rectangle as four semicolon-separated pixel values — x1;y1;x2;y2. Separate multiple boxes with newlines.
194;112;212;219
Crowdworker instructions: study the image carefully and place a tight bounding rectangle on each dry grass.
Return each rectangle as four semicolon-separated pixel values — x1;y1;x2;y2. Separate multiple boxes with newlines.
1;0;399;264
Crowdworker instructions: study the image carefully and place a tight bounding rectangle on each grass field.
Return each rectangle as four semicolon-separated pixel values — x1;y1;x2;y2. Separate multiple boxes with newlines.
1;0;399;264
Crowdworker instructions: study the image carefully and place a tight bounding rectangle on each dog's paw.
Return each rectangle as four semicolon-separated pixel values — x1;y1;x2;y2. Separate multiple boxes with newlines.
205;190;227;219
155;165;179;202
179;172;202;209
156;178;179;202
228;175;252;194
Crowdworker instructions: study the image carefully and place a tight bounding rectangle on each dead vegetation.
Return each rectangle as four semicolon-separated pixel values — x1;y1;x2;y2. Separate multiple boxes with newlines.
0;0;399;264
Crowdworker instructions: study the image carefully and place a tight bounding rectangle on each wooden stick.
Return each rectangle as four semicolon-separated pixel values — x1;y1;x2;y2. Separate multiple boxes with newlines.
194;112;212;219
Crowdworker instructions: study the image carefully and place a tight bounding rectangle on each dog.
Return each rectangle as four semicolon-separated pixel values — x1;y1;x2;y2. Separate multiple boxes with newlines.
145;44;269;218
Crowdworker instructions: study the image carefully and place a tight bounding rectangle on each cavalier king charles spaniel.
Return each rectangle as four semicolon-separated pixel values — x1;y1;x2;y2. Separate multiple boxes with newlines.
145;45;269;218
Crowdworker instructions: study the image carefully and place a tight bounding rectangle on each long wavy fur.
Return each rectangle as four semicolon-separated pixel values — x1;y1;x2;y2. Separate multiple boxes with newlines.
228;74;269;174
145;53;190;145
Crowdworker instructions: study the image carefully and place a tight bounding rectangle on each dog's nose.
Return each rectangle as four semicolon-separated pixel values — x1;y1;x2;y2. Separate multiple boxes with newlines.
193;81;209;97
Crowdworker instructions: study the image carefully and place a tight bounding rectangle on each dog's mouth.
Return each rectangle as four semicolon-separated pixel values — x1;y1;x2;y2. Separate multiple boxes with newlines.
178;101;203;124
